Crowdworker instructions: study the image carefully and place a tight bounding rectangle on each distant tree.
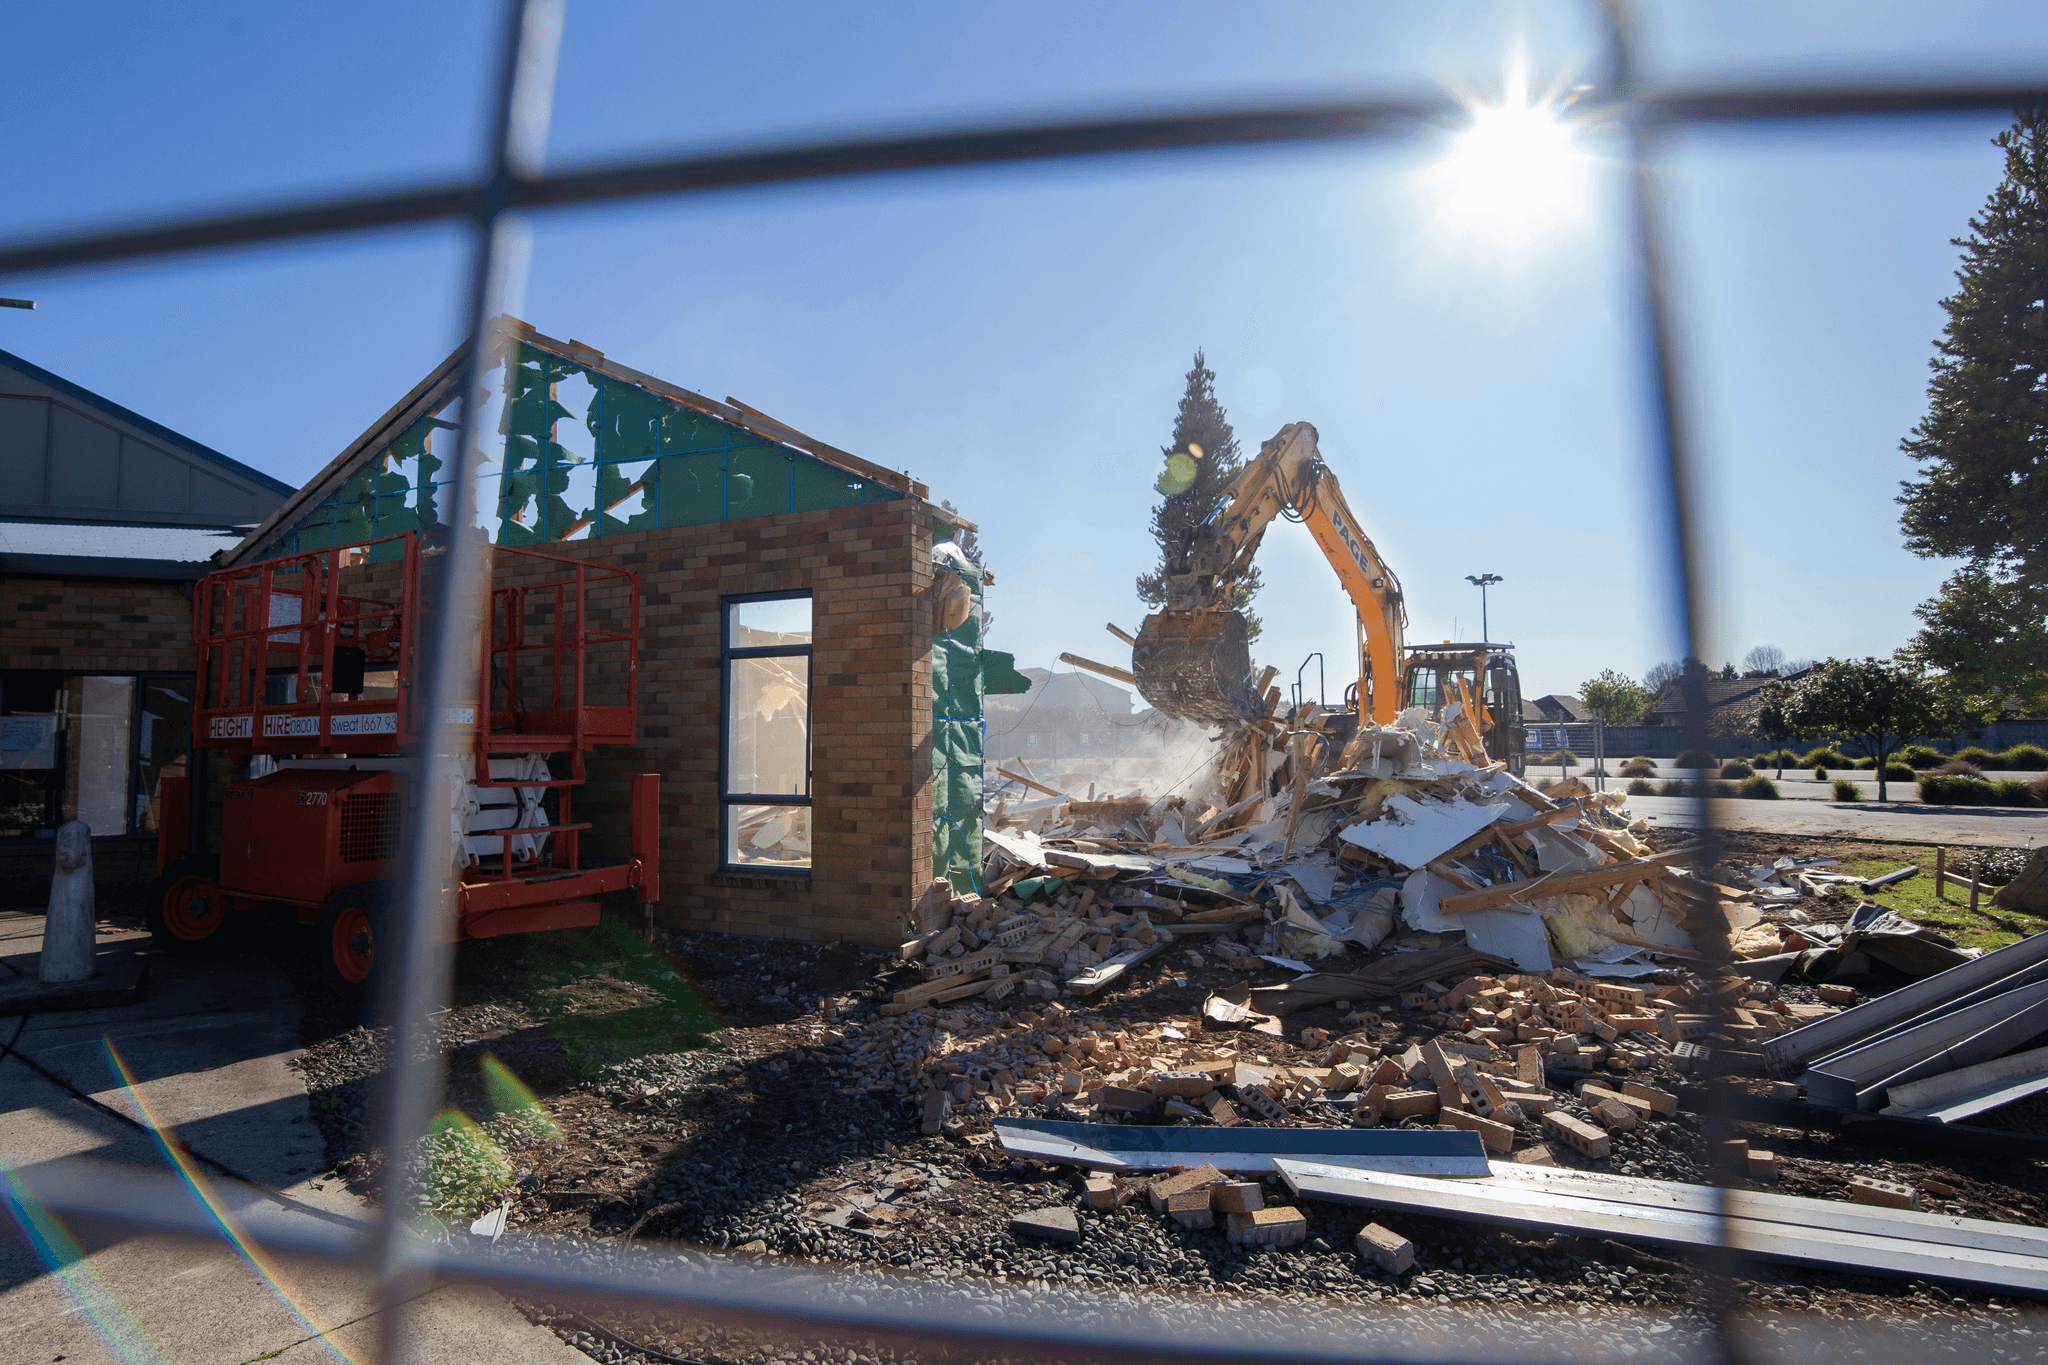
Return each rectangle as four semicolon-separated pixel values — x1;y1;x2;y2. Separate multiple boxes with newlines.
1785;657;1944;801
1748;676;1809;777
1741;645;1788;676
1899;109;2048;713
1719;662;1738;680
1136;351;1262;641
1643;659;1684;695
1579;669;1649;728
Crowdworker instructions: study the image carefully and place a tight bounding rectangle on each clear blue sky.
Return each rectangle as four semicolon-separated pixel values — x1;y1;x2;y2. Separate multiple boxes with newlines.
7;2;2045;703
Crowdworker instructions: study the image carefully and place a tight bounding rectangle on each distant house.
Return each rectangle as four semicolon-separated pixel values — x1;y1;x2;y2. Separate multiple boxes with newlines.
1530;694;1587;723
1644;660;1806;728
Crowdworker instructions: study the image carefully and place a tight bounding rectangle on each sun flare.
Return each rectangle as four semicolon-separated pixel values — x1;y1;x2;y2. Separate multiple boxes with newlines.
1429;72;1594;244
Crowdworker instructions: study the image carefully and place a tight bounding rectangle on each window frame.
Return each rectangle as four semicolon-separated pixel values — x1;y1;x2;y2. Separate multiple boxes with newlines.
718;590;813;876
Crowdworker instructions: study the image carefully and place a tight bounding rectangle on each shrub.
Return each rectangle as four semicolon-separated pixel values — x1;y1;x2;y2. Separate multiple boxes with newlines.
1674;749;1718;770
1899;744;1947;769
1627;777;1657;796
1813;766;1829;779
1799;747;1851;768
1883;764;1917;783
1740;774;1781;800
1831;778;1861;802
1956;746;2000;767
1629;756;1658;769
1998;744;2048;771
1719;760;1754;779
1619;759;1657;779
1920;773;1994;805
2036;774;2048;806
1657;779;1687;797
1932;759;1983;777
1993;779;2039;807
1712;781;1741;798
1532;750;1578;767
1854;757;1877;770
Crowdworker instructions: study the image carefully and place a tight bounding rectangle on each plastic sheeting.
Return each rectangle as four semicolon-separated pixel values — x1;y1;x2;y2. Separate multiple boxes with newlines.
930;543;986;896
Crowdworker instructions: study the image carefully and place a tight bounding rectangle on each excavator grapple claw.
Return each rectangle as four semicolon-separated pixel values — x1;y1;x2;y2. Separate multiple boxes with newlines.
1132;609;1264;728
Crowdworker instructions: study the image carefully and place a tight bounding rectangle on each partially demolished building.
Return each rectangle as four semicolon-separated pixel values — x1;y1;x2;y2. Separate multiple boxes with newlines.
220;319;999;945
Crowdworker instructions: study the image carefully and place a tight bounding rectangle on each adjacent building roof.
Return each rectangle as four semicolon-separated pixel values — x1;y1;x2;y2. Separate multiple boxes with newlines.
0;517;247;580
1531;693;1587;722
1646;666;1808;724
1;347;291;529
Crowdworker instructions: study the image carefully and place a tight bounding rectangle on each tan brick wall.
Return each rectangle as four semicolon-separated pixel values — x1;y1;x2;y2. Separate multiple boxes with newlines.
490;498;942;947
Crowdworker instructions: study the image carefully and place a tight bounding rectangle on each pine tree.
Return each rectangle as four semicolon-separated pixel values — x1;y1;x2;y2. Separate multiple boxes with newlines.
1134;351;1262;639
1900;108;2048;711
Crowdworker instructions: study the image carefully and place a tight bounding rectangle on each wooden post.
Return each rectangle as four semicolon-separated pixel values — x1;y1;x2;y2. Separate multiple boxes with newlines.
1935;847;1946;901
1971;855;1982;916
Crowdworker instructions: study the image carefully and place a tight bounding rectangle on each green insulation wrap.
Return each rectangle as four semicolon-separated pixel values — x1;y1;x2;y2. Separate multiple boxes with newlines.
930;562;986;896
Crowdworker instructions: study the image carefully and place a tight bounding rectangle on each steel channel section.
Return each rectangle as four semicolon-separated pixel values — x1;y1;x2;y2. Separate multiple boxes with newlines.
1800;978;2048;1110
1275;1161;2048;1294
1478;1162;2048;1262
993;1118;1491;1176
1763;929;2048;1075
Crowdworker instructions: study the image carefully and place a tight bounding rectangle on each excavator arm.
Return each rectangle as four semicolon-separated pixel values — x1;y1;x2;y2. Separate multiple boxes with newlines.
1133;422;1408;727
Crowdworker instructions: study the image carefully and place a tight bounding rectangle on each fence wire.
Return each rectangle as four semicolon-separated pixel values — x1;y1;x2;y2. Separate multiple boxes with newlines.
4;0;2045;1361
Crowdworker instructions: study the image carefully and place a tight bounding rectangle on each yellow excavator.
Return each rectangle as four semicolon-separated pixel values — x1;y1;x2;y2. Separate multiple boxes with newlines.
1131;421;1525;771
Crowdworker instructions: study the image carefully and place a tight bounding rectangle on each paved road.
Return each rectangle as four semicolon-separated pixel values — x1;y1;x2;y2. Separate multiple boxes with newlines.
0;910;584;1365
1618;794;2048;847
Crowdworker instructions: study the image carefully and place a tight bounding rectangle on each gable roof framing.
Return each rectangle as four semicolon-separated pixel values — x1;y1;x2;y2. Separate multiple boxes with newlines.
224;317;926;567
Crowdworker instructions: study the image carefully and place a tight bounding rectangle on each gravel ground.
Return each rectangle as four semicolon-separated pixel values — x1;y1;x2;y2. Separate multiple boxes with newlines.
281;910;2048;1364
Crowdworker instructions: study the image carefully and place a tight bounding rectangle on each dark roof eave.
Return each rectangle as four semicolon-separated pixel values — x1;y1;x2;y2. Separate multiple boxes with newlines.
0;552;208;581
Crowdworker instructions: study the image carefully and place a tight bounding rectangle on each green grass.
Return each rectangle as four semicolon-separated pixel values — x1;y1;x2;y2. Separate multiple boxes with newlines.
1828;847;2048;953
516;914;723;1078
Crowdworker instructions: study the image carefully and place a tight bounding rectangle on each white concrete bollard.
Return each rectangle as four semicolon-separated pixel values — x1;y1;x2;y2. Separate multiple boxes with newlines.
40;820;98;984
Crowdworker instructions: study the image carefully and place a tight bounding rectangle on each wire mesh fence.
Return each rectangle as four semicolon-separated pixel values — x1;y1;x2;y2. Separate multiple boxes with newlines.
4;0;2045;1360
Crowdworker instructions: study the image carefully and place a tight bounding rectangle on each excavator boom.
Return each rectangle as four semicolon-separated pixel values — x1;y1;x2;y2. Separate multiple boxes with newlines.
1132;422;1408;728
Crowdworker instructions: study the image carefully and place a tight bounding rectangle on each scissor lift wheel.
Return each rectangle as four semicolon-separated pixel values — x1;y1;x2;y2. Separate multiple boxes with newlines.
318;882;393;999
146;859;235;956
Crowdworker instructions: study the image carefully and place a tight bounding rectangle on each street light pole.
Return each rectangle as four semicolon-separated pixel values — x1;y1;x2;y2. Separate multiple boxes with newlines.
1465;573;1502;642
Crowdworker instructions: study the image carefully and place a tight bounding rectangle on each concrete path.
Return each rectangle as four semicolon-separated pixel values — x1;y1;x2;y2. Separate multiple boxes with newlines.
1619;794;2048;847
0;910;584;1365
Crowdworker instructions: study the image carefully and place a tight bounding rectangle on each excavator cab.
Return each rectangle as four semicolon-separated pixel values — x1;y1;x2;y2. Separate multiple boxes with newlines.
1402;643;1526;776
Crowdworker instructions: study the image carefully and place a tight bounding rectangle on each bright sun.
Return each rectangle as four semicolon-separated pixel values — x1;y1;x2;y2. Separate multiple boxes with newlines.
1429;75;1593;243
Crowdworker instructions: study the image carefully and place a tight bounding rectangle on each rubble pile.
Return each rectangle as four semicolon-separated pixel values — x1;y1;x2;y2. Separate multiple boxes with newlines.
810;704;1899;1173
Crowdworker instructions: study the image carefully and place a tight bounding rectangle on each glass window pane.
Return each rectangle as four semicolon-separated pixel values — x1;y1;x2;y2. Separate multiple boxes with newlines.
728;597;812;649
1;673;61;835
70;676;133;837
726;655;809;796
726;803;810;870
135;679;193;835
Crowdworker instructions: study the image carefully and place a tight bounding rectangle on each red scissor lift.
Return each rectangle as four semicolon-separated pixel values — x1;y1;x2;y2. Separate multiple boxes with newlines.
151;531;658;996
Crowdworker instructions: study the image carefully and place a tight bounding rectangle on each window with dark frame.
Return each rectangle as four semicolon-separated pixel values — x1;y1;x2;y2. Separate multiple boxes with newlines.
0;671;195;838
720;592;812;873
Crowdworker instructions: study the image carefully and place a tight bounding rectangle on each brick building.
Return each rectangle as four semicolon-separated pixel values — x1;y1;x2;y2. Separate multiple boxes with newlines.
0;347;292;900
220;319;982;947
